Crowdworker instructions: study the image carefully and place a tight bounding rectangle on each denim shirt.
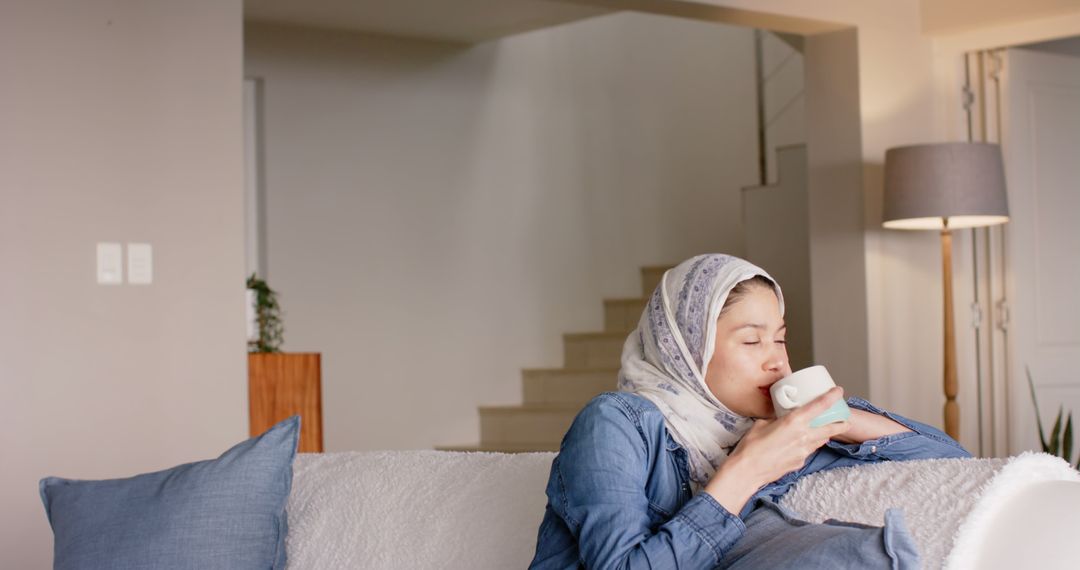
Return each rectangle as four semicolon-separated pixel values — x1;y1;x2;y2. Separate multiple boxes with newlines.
528;392;971;569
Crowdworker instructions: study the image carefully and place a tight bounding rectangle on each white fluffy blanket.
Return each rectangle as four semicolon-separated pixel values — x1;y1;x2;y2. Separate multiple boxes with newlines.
779;452;1080;569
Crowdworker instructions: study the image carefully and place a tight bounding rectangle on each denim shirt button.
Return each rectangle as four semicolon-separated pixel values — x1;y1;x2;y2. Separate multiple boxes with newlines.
870;445;878;454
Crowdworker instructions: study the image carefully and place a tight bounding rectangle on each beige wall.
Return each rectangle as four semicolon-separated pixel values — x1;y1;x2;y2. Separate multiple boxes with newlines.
244;13;761;451
922;0;1080;34
0;1;246;567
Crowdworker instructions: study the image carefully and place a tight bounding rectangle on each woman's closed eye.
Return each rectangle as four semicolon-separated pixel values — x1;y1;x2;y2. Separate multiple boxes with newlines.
742;339;785;346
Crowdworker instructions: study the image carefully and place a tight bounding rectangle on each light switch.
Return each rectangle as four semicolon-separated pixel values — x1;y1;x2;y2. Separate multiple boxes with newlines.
127;243;153;285
96;242;123;285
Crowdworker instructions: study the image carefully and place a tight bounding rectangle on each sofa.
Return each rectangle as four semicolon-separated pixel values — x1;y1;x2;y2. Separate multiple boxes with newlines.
285;449;1080;570
40;417;1080;569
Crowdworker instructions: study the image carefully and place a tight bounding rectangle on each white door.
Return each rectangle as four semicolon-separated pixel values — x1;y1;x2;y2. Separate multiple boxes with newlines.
1003;46;1080;458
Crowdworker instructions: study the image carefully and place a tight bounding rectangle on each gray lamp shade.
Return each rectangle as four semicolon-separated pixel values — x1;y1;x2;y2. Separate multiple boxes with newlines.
882;142;1009;230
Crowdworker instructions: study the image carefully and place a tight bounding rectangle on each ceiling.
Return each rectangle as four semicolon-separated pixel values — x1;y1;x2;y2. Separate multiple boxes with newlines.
243;0;615;44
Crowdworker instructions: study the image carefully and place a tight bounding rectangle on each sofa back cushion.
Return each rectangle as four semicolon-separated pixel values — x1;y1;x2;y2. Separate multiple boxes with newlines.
40;416;300;570
287;450;556;569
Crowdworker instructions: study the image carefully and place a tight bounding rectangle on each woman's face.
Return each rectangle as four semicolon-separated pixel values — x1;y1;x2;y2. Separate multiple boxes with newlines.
704;285;791;418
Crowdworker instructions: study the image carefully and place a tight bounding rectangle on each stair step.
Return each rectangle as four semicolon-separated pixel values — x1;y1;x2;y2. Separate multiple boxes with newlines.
450;264;674;452
603;297;648;332
563;332;627;369
522;367;619;405
640;266;671;297
479;404;582;446
435;442;560;453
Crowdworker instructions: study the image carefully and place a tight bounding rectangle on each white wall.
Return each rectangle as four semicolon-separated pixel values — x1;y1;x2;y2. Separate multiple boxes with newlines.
244;13;760;451
801;27;873;401
0;1;247;567
761;33;806;184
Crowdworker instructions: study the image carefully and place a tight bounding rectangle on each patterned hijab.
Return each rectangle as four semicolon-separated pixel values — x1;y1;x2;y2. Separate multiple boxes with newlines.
617;254;784;487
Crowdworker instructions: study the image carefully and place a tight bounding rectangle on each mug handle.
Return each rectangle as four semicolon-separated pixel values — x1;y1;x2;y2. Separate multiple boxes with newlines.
774;385;800;410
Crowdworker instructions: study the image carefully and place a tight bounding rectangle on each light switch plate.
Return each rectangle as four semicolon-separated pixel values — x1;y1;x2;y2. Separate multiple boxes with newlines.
96;242;123;285
127;242;153;285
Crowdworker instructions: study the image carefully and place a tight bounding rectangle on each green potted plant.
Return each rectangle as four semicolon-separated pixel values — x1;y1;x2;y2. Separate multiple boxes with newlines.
247;273;284;353
1027;366;1079;469
244;275;322;452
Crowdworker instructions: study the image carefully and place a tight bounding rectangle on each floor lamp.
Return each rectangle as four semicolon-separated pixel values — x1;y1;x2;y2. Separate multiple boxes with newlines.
882;142;1009;441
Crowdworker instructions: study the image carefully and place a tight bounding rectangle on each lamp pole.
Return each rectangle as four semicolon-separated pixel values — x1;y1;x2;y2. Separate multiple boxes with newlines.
942;218;959;440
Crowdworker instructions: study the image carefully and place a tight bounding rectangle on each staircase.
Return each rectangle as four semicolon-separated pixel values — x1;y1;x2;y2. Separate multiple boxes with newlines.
439;265;671;453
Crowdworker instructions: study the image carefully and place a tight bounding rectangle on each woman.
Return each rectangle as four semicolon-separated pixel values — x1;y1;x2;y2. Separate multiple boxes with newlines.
528;254;969;569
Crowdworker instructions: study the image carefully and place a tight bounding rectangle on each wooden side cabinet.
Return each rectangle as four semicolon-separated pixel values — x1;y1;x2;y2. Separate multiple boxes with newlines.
248;352;324;452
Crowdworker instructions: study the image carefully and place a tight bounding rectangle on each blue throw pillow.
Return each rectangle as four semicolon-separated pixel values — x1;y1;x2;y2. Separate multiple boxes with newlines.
40;416;300;570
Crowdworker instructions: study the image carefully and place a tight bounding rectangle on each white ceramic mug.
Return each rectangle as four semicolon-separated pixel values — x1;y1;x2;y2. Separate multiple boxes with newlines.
770;365;850;426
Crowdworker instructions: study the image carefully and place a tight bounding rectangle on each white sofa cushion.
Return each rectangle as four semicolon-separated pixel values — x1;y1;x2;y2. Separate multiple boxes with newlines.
286;451;556;569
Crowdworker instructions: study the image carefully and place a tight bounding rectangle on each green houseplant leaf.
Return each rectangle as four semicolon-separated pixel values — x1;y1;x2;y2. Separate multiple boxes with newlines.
1048;407;1063;457
1027;366;1051;453
1026;365;1079;470
1064;412;1073;466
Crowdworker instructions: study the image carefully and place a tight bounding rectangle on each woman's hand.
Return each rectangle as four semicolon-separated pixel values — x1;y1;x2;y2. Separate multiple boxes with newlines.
829;408;911;444
704;387;851;515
